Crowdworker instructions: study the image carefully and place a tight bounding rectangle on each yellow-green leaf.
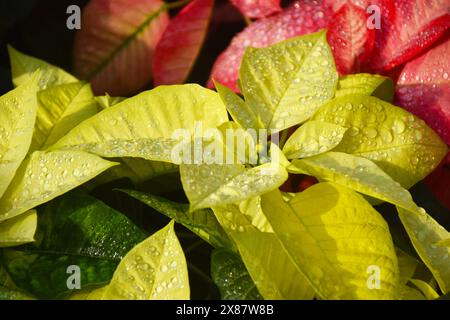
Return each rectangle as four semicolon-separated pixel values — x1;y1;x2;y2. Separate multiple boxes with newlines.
31;82;99;152
0;72;39;198
181;160;288;211
283;121;347;159
436;239;450;247
409;279;440;300
0;150;116;221
289;152;419;212
49;84;228;164
312;94;448;188
398;207;450;294
8;45;77;89
215;81;263;130
213;205;314;300
335;73;394;102
95;94;125;110
240;31;338;132
0;209;37;248
100;221;189;300
261;183;400;299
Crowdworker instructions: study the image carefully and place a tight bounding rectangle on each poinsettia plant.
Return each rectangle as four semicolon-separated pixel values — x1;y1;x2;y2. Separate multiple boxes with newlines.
0;0;449;300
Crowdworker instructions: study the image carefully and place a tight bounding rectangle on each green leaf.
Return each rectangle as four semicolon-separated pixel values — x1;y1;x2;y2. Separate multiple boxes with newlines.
100;220;190;300
397;207;450;294
399;285;426;300
95;94;126;110
0;210;37;248
31;82;99;152
0;150;117;222
118;190;232;249
0;72;39;198
289;152;419;212
239;30;338;132
213;204;314;300
1;192;147;299
49;84;228;164
282;121;347;159
215;81;263;130
312;94;448;188
409;279;439;299
335;73;394;102
181;160;288;211
0;286;36;300
8;45;77;89
211;249;262;300
261;183;400;299
397;249;419;285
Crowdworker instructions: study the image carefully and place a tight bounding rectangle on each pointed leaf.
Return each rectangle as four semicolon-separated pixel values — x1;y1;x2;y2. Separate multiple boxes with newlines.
261;183;400;299
119;190;232;249
240;31;338;131
336;73;394;102
0;150;116;221
327;1;374;74
2;192;146;299
31;82;99;152
0;210;36;248
398;207;450;294
153;0;214;86
283;121;347;159
229;0;281;19
181;160;288;211
409;279;440;299
7;46;77;89
0;72;39;198
369;0;450;72
74;0;170;95
208;0;332;91
211;248;262;300
215;81;263;130
312;94;448;188
396;37;450;145
213;204;314;299
49;84;228;163
95;94;126;110
100;221;190;300
289;151;420;212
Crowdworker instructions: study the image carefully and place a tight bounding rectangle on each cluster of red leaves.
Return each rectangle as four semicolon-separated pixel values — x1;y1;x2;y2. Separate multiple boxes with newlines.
74;0;450;208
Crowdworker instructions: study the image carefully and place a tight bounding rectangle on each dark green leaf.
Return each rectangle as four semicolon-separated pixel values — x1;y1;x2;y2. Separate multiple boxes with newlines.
211;249;262;300
1;191;147;299
119;190;232;249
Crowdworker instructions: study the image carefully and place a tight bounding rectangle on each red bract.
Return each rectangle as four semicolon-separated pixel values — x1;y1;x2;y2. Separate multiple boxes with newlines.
208;0;331;92
396;37;450;145
327;1;375;74
74;0;169;96
368;0;450;72
153;0;214;86
426;153;450;210
229;0;281;19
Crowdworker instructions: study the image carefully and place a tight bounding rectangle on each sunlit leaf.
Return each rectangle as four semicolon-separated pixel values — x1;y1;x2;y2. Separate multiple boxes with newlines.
7;45;77;89
397;207;450;294
31;82;98;152
0;150;116;221
312;94;448;188
100;220;190;300
0;210;36;248
261;183;400;299
240;30;338;132
213;204;314;299
283;121;347;159
0;72;39;198
289;151;419;212
50;84;228;164
336;73;394;102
